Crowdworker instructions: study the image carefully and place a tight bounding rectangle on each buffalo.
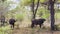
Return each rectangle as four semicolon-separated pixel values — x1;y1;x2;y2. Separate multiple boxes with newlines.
9;18;16;29
31;18;46;28
0;16;7;26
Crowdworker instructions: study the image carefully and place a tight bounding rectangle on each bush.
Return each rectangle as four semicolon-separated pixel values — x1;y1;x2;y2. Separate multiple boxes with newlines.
15;13;24;22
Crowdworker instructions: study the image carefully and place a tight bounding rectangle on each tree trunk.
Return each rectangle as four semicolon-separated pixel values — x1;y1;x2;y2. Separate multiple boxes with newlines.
49;0;55;30
31;0;35;19
31;0;40;19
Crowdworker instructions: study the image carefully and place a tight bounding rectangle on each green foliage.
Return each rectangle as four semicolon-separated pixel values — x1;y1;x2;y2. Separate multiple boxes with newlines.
20;0;32;6
40;0;47;3
37;6;50;18
42;14;50;18
55;13;60;19
55;10;60;19
15;13;25;21
20;0;48;6
0;26;11;34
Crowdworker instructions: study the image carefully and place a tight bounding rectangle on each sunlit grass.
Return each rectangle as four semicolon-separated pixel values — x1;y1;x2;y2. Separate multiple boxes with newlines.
0;26;12;34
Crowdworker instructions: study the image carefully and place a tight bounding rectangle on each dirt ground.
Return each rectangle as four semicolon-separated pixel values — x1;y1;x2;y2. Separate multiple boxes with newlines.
4;19;60;34
10;19;60;34
10;27;60;34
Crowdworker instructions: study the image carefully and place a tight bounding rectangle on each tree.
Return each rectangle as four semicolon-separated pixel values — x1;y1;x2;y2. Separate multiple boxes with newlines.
49;0;55;30
31;0;40;19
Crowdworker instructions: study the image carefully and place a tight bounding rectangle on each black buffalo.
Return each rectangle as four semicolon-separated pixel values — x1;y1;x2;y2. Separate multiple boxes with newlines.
0;16;7;26
31;18;46;28
9;18;16;29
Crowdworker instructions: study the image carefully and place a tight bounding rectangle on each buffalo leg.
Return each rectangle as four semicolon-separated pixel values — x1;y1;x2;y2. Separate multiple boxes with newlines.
31;23;34;28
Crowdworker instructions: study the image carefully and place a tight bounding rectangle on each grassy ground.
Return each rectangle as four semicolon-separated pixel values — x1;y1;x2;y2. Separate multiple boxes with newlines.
0;13;60;34
0;26;13;34
0;24;60;34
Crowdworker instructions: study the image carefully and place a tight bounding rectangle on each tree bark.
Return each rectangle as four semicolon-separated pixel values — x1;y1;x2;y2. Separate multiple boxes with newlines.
49;0;55;30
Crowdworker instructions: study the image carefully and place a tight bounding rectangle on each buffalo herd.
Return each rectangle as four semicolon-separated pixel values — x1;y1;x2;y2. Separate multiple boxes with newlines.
0;18;46;29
